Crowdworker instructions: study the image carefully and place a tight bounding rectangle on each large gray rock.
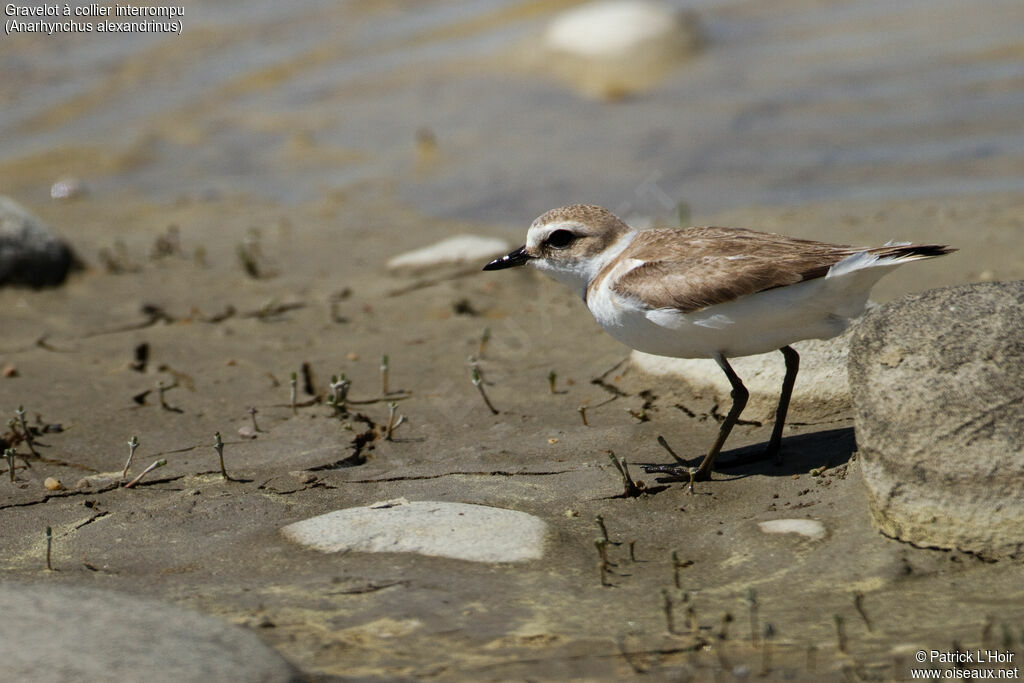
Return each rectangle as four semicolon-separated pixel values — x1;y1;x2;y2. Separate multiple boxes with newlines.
849;281;1024;558
0;583;301;682
0;196;78;287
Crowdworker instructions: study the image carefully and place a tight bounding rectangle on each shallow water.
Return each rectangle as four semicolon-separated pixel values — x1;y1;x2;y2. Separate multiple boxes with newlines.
2;0;1022;225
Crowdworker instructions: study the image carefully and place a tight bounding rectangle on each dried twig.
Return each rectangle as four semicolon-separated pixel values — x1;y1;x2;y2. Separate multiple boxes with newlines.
471;365;498;415
121;435;139;480
124;459;167;488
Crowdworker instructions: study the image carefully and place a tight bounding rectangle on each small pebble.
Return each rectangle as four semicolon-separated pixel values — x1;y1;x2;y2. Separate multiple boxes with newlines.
758;518;826;540
347;351;360;361
50;176;87;200
548;438;559;444
2;364;17;377
44;477;65;491
369;497;409;509
238;426;258;439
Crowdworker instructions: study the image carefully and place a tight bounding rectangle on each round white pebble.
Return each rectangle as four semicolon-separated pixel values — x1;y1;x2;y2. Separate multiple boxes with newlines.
545;1;684;58
282;500;547;563
758;518;826;540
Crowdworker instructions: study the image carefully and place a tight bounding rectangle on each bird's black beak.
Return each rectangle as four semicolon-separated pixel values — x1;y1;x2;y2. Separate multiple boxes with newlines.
483;245;530;271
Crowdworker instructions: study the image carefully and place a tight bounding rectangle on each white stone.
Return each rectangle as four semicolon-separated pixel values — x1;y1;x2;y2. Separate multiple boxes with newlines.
758;519;826;540
281;500;547;563
387;235;510;272
534;1;700;99
545;1;685;58
630;326;855;420
50;177;87;200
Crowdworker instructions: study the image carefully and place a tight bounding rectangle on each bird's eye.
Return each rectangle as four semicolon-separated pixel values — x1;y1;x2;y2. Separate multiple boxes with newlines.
547;230;576;249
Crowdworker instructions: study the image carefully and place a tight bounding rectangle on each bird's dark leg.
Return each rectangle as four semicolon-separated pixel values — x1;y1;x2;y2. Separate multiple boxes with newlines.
694;355;748;480
764;345;799;464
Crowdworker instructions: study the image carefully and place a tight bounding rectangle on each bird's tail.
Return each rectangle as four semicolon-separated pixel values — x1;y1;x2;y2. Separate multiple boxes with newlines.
873;243;957;260
827;244;955;279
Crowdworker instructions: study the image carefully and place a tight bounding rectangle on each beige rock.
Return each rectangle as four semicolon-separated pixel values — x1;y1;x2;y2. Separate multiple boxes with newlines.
850;282;1024;559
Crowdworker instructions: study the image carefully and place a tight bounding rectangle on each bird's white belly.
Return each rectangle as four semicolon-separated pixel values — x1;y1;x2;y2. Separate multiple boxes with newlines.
587;275;872;359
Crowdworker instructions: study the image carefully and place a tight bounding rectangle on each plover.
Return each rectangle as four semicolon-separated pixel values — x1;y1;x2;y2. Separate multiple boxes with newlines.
483;204;954;479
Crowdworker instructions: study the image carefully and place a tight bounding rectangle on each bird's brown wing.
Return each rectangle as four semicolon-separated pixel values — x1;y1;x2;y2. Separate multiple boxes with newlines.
607;227;859;313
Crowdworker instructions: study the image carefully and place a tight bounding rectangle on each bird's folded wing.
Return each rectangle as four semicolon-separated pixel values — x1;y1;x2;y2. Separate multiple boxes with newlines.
609;227;856;313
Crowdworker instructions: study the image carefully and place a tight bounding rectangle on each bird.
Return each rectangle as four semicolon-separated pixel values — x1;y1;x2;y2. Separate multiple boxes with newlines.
483;204;954;480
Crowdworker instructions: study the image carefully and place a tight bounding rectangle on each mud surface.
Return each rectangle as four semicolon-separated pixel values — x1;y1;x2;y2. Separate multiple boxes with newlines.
2;191;1023;680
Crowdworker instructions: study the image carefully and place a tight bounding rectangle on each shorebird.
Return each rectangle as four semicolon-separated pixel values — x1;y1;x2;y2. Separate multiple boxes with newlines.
483;204;954;479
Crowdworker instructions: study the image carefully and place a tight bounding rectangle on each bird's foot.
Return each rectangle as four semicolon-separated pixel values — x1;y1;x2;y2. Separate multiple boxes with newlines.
640;462;694;479
692;467;713;482
647;434;719;485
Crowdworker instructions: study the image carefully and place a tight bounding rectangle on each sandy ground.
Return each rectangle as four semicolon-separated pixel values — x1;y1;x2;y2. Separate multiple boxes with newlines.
2;188;1023;680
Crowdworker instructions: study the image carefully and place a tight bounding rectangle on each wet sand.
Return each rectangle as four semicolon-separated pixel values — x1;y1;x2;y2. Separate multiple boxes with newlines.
2;188;1023;679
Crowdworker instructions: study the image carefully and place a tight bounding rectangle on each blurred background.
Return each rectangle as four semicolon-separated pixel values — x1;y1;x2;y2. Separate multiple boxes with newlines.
2;0;1023;226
